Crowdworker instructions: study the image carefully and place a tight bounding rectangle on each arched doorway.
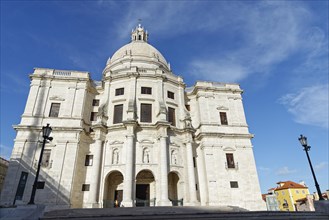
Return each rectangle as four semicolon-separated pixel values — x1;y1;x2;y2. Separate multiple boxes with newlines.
168;172;182;206
103;171;124;208
135;170;155;206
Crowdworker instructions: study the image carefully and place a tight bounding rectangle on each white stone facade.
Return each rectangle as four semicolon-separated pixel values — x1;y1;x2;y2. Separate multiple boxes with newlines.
0;24;265;210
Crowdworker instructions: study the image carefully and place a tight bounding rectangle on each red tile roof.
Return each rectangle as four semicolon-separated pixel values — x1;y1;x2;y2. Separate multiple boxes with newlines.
275;181;308;190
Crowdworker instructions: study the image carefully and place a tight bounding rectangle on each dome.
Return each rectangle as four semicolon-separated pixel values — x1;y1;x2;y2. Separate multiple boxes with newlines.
106;24;169;70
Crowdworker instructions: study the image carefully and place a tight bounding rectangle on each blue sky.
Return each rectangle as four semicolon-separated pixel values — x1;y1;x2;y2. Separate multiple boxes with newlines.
1;0;328;194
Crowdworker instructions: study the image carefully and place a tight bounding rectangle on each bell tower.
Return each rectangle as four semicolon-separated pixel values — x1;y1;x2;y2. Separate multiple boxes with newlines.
131;24;148;42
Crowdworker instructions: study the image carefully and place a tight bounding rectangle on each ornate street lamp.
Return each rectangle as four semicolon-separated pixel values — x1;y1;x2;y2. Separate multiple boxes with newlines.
298;134;324;200
28;124;53;204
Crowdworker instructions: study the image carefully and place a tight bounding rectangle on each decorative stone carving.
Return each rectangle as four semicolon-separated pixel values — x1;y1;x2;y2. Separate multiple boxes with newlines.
112;148;119;164
142;148;150;163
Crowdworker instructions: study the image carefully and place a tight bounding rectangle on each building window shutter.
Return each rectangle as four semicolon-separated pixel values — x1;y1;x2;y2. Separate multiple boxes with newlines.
230;181;239;188
115;88;124;96
92;99;100;106
90;112;97;121
226;153;235;168
141;87;152;94
141;104;152;122
49;103;60;117
113;104;123;124
220;112;228;125
82;184;90;191
85;155;93;166
168;107;176;126
167;91;175;99
41;149;51;167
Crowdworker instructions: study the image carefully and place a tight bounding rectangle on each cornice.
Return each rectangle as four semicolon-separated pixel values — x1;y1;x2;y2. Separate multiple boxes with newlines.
195;132;254;140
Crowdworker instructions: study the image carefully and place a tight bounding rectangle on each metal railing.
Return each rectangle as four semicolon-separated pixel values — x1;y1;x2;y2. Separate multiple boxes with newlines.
170;199;183;206
103;200;120;208
135;198;156;207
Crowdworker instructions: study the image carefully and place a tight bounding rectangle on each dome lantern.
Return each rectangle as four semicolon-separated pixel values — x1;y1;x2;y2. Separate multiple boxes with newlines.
131;24;148;42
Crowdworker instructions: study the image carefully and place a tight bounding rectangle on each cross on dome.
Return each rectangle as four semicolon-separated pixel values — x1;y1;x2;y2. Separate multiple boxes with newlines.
131;23;148;42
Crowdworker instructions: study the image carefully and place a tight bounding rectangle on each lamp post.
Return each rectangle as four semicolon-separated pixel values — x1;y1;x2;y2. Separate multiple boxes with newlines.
298;134;324;200
28;124;53;205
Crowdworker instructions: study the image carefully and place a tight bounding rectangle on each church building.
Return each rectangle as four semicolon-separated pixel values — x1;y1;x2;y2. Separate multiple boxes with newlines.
1;24;265;210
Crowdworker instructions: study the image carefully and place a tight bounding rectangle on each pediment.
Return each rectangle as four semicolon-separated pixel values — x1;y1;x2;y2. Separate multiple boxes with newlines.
223;146;236;151
49;96;65;101
109;140;124;145
216;105;229;111
139;139;154;144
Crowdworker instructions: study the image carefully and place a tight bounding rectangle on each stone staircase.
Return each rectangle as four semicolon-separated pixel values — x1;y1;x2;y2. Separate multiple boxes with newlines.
40;206;329;220
0;205;46;220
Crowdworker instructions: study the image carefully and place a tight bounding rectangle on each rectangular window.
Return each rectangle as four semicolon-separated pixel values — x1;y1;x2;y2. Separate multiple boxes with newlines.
82;184;90;191
226;153;235;168
167;91;175;99
41;149;51;167
49;103;60;117
193;157;196;167
140;104;152;123
14;172;28;201
141;87;152;94
113;104;123;124
90;112;97;121
85;155;93;166
168;107;176;126
115;88;124;96
230;181;239;188
92;99;100;106
220;112;228;125
196;184;198;190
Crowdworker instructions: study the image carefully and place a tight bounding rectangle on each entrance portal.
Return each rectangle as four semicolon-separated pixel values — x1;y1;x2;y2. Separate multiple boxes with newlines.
136;184;149;206
135;170;155;206
168;172;182;206
103;171;124;208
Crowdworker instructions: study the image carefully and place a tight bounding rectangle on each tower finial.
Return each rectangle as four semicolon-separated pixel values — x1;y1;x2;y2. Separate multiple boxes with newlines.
131;21;148;42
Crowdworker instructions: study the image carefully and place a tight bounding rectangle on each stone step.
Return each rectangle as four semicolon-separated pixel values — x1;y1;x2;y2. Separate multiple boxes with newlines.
0;205;46;220
41;207;329;220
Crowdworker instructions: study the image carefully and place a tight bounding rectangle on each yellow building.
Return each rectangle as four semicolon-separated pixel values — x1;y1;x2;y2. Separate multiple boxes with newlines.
274;181;310;211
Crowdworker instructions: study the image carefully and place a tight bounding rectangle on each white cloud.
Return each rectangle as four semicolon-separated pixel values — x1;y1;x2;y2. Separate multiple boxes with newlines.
279;84;329;128
315;162;328;171
276;166;297;175
189;60;249;83
185;1;316;82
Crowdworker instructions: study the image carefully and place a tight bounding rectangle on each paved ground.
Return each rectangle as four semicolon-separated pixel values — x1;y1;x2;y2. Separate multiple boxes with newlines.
1;205;329;220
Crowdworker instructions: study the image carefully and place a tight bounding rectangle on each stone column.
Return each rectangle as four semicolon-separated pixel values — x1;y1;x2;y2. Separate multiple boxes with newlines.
88;139;104;208
158;136;171;206
186;142;198;205
121;134;135;207
196;145;209;206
